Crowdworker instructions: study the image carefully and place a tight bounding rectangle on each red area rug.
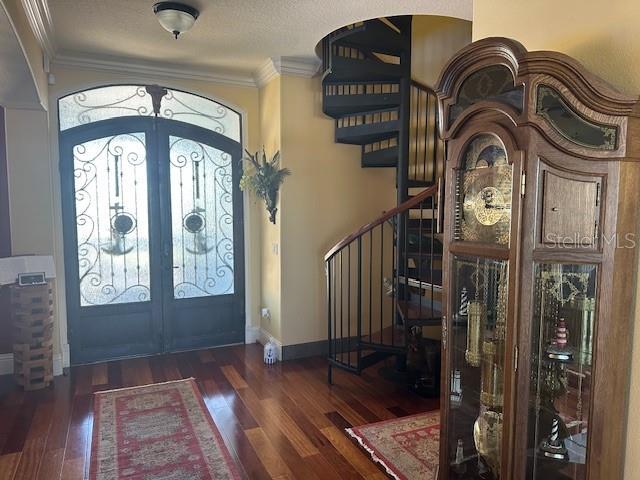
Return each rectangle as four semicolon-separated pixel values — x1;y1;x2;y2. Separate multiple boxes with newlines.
89;378;240;480
346;411;440;480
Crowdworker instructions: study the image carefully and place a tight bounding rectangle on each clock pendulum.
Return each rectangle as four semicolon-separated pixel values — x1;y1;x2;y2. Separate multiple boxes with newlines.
466;259;484;367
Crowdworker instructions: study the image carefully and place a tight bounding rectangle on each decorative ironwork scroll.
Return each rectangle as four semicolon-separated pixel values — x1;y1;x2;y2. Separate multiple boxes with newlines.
59;85;241;142
74;133;151;305
169;136;234;298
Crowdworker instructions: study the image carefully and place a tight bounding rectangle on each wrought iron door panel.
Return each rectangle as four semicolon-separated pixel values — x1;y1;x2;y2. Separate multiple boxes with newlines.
73;133;151;306
61;119;164;364
168;136;234;299
160;123;244;352
60;89;245;365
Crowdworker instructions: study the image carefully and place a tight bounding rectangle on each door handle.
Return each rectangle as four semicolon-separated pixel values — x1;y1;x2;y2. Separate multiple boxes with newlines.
173;266;180;270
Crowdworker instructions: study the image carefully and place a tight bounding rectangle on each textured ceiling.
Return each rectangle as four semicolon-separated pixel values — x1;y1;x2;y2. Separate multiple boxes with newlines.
48;0;472;78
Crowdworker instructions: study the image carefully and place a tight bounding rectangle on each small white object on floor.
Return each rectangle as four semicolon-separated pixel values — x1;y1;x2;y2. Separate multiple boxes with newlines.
264;341;278;365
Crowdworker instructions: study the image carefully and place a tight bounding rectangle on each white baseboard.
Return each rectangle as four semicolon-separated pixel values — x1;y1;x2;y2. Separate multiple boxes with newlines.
62;343;70;368
53;354;63;376
245;324;260;344
0;353;64;376
258;328;283;361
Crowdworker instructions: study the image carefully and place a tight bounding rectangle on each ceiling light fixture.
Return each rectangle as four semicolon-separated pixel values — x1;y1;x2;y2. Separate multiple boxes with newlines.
153;2;199;39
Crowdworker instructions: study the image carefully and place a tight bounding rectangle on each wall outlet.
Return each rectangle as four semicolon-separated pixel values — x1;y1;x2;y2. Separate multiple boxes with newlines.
261;308;271;321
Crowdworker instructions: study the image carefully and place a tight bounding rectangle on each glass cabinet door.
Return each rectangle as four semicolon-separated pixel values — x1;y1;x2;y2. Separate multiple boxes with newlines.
526;263;596;479
448;255;509;479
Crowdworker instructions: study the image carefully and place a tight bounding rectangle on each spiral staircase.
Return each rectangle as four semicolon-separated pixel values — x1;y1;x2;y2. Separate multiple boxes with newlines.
321;16;446;395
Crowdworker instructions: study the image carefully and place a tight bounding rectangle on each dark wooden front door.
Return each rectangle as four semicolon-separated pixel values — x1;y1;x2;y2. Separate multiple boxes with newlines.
60;117;244;364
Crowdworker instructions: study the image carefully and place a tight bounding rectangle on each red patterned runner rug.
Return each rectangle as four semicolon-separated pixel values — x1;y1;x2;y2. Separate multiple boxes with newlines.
89;378;240;480
346;411;440;480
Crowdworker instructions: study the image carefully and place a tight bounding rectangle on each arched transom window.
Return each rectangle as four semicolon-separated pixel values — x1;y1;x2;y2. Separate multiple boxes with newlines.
58;84;241;142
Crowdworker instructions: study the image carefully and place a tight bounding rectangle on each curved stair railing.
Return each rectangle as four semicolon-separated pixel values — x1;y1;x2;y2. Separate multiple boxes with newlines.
325;182;443;382
320;16;446;391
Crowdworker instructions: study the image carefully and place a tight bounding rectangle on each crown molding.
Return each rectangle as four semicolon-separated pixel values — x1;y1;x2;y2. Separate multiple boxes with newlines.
276;56;321;78
255;59;279;88
53;53;257;88
255;56;321;87
21;0;55;58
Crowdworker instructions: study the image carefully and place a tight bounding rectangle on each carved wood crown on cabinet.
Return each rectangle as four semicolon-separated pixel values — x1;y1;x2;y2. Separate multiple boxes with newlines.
435;37;640;480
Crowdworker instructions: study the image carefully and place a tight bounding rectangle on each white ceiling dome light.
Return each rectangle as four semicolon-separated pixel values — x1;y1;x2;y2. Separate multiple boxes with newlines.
153;2;200;39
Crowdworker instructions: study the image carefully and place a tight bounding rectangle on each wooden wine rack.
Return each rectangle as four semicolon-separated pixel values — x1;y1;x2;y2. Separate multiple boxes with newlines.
10;282;54;390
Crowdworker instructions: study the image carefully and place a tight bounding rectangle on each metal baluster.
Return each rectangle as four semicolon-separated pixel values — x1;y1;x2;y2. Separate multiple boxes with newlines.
327;259;333;384
432;93;439;184
419;201;423;321
340;250;344;364
347;243;351;367
413;87;420;180
430;197;435;321
380;224;384;345
357;237;362;371
391;219;396;346
369;230;373;343
424;91;430;183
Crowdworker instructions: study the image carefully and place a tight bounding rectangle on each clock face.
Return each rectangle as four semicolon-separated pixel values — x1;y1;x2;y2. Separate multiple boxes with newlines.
454;134;512;245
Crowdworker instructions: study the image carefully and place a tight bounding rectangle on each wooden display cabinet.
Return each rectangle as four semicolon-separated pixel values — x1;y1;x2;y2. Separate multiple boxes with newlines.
435;38;640;480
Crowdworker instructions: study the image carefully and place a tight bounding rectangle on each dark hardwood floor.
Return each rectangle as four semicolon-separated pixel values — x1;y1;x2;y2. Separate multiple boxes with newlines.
0;344;439;479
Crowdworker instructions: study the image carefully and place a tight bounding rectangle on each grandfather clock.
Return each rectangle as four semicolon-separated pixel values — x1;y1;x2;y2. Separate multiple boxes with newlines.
435;38;640;480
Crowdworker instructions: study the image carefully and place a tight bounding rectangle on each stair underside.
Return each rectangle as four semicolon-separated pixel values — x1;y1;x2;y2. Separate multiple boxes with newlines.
323;92;400;118
336;120;399;145
337;19;407;56
325;56;403;83
361;145;398;167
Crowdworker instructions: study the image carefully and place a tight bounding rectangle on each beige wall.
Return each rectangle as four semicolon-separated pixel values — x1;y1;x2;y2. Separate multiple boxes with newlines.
472;1;640;477
1;0;48;108
4;107;60;352
412;16;472;88
279;74;397;346
258;75;282;341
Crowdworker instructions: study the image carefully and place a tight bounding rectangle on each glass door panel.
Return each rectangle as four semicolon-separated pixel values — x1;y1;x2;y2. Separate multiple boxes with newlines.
168;136;235;299
526;263;596;479
61;110;245;364
449;255;509;479
73;133;151;305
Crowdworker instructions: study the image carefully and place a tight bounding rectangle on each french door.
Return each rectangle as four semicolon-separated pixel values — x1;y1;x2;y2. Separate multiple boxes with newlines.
60;116;244;364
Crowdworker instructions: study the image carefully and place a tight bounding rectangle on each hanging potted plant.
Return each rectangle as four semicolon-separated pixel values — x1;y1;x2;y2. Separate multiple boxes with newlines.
240;149;291;224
